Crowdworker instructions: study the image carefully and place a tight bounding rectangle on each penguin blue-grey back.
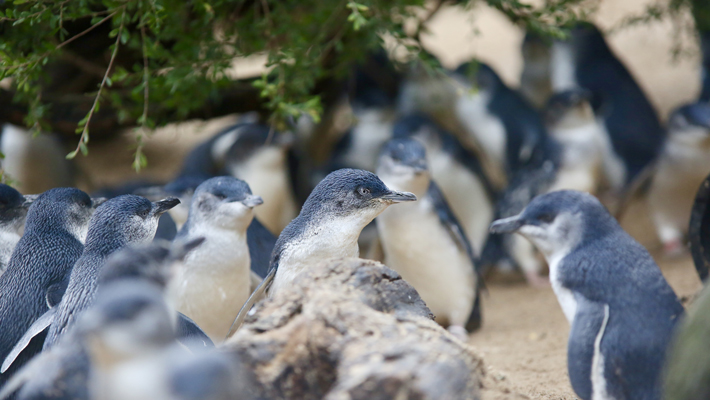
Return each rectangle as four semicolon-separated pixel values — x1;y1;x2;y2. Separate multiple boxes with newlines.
43;195;179;349
0;188;95;386
490;190;683;400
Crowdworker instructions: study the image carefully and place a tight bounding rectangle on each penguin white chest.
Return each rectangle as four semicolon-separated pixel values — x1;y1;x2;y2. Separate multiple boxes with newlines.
377;198;476;326
548;252;577;324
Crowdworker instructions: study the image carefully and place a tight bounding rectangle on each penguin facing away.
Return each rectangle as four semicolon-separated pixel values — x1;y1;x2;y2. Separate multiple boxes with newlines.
490;190;684;400
167;176;264;342
376;138;482;336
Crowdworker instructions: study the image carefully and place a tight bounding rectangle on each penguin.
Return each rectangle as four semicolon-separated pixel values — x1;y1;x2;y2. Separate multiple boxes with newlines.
0;239;207;400
166;176;264;342
648;102;710;255
689;171;710;282
543;89;605;194
392;113;496;254
0;124;74;194
227;168;416;336
43;195;180;348
549;23;665;192
700;30;710;103
0;184;35;275
0;188;97;386
375;138;481;337
222;124;296;234
519;32;553;109
490;190;684;400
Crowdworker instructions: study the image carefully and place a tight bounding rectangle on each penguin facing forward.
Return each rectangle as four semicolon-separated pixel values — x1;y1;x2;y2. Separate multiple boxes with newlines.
223;124;296;234
543;89;605;194
228;168;416;336
648;102;710;255
0;184;35;276
0;188;98;385
490;190;684;400
167;177;264;342
392;113;496;254
376;138;481;337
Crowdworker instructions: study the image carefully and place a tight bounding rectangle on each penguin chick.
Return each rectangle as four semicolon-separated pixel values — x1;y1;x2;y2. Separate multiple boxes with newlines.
393;114;496;254
648;102;710;255
490;190;684;400
0;124;74;194
228;168;416;337
223;124;296;234
43;195;179;349
0;184;35;276
376;138;481;336
543;89;605;194
0;188;97;385
167;177;263;342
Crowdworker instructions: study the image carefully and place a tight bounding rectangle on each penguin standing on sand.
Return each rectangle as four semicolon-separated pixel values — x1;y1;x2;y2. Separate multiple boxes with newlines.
490;190;684;400
376;138;481;337
0;188;97;386
0;184;36;275
166;177;264;342
648;102;710;255
228;168;416;336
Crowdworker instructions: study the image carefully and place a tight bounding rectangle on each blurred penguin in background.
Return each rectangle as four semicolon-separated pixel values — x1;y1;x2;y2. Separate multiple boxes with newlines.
520;32;553;109
0;184;35;275
543;89;605;194
376;138;482;337
1;124;74;194
547;23;665;194
392;114;496;254
648;102;710;256
699;30;710;103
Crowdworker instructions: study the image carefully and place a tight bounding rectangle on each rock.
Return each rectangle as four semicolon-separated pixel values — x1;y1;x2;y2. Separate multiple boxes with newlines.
224;258;483;400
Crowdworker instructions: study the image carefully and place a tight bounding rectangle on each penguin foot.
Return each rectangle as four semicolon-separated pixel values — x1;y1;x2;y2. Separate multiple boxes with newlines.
447;325;469;341
662;239;686;258
524;271;550;287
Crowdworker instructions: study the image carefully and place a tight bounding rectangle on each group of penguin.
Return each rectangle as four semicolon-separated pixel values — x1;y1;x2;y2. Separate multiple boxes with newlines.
0;20;709;400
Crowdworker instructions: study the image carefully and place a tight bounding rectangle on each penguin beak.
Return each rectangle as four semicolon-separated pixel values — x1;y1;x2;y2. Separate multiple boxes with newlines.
21;194;38;209
489;215;524;234
151;197;180;216
239;195;264;208
91;197;108;209
380;191;417;203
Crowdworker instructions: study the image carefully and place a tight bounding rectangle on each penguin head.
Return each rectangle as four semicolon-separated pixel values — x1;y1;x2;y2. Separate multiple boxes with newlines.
454;61;503;94
489;190;616;259
392;113;444;155
98;238;205;289
188;176;263;231
83;280;175;366
85;195;180;254
0;183;32;231
668;102;710;145
25;187;99;242
224;124;292;175
377;138;430;197
303;168;416;225
544;89;594;129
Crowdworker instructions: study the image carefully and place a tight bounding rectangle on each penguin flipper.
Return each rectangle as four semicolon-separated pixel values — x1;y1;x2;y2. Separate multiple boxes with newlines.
250;271;263;293
175;312;215;349
225;268;275;341
1;308;54;373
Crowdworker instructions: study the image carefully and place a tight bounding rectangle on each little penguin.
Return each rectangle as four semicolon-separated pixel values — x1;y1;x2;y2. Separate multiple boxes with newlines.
228;168;416;337
549;23;665;192
222;124;296;234
0;184;36;276
519;32;553;109
648;102;710;255
490;190;684;400
0;124;74;194
166;176;264;342
0;188;97;386
376;138;481;336
392;113;496;254
543;89;605;194
43;195;180;348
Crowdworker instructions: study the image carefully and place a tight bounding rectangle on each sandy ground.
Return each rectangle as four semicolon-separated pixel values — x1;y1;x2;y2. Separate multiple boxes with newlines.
67;1;706;398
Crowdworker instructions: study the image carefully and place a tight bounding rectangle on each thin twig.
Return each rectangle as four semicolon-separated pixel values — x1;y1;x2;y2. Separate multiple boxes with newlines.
133;24;151;171
69;8;126;158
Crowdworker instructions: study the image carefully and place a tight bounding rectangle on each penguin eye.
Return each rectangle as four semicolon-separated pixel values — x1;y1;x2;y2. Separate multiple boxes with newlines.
214;193;226;200
357;187;370;197
537;213;555;224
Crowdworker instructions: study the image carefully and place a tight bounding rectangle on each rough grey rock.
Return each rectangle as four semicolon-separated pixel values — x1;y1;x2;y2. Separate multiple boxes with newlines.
224;257;483;400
